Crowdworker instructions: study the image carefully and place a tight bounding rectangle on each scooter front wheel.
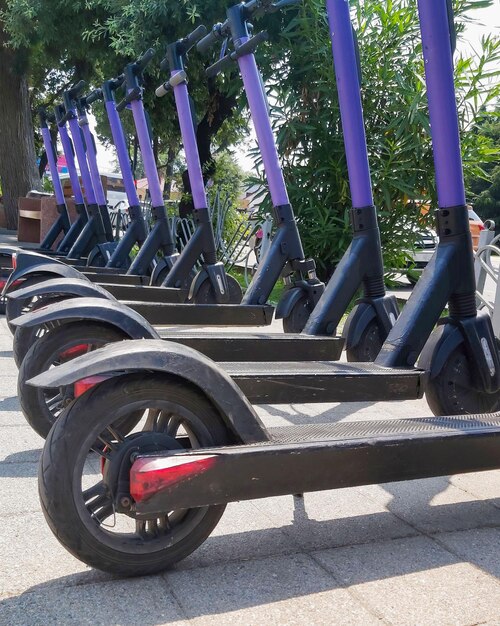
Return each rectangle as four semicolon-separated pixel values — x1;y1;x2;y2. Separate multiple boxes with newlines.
192;275;242;305
345;317;384;363
18;321;130;438
282;295;314;334
425;341;500;416
39;373;230;576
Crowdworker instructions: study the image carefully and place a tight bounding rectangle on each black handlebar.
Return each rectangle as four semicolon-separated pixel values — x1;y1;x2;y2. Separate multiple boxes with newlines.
109;74;125;91
134;48;155;74
206;30;269;78
179;24;207;55
67;80;86;100
197;23;226;55
84;88;103;106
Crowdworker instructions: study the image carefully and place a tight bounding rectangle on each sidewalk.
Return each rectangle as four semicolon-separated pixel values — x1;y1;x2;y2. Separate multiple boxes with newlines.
0;313;499;624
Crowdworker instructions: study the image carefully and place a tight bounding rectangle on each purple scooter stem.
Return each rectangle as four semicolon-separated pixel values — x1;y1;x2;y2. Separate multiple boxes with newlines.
326;0;373;208
171;71;208;210
67;116;97;205
80;122;108;207
236;39;290;208
58;125;85;205
105;100;140;207
130;98;164;208
41;127;65;206
417;0;466;208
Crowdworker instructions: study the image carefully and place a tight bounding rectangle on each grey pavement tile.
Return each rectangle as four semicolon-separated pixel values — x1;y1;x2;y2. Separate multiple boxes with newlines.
0;469;39;516
434;527;500;579
0;511;109;597
450;470;500;507
176;500;301;570
0;424;43;463
251;490;418;551
360;477;500;533
314;535;500;626
0;577;187;626
166;553;381;625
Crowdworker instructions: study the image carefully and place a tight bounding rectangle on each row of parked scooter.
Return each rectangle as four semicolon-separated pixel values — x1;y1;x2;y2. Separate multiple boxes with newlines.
2;0;500;578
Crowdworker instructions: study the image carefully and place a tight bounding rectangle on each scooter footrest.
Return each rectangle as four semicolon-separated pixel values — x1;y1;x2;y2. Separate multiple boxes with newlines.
126;302;275;326
158;331;344;361
222;361;424;403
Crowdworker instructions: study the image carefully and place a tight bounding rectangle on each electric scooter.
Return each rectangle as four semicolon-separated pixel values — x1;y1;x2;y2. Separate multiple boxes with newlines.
10;0;397;371
32;0;500;577
6;22;330;334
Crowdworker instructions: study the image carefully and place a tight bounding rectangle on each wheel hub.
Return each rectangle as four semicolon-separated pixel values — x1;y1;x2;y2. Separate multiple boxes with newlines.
102;431;183;516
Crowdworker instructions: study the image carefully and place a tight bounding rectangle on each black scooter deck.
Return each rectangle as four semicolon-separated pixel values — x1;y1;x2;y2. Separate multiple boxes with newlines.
159;331;345;361
134;414;500;514
126;301;275;326
222;361;424;403
87;274;148;286
91;283;188;303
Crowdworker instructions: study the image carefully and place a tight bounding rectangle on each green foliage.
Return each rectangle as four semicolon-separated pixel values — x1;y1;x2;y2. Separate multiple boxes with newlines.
246;0;500;278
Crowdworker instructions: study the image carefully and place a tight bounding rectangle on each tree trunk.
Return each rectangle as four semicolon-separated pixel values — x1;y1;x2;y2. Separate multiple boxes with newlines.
0;45;40;229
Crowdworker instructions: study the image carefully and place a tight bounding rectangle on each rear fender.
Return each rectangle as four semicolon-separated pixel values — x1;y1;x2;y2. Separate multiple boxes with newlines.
28;339;268;444
2;251;85;294
10;297;159;339
7;277;116;303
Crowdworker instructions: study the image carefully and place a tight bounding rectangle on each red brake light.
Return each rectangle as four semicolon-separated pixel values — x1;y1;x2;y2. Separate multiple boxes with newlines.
478;224;485;231
130;454;217;502
11;253;17;270
74;375;110;398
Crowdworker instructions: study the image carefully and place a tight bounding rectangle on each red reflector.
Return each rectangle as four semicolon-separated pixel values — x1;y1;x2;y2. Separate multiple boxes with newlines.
60;344;90;359
74;375;110;398
130;454;217;502
0;280;5;289
12;254;17;270
478;224;485;231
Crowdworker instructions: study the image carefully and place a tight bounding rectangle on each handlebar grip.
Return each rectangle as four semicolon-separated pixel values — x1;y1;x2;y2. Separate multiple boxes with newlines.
197;23;225;55
155;82;170;98
109;74;125;91
84;88;103;106
234;30;269;56
135;48;155;73
68;80;86;99
206;54;234;79
183;24;207;50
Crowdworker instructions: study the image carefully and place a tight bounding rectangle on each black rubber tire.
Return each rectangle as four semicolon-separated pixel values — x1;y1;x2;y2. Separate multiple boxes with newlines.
192;275;242;305
39;373;229;577
86;249;107;268
18;322;128;439
5;276;52;334
13;295;71;368
425;341;500;416
345;318;384;362
282;295;314;334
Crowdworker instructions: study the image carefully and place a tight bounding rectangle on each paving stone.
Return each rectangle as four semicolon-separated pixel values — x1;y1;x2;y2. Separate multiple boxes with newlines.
314;535;500;626
434;527;500;579
0;469;39;516
166;553;380;625
450;470;500;507
179;500;303;571
251;490;417;551
360;477;500;533
0;577;187;625
0;511;107;598
0;424;43;463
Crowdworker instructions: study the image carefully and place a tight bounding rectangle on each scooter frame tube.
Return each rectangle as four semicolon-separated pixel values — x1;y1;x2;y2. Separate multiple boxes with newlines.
302;0;395;338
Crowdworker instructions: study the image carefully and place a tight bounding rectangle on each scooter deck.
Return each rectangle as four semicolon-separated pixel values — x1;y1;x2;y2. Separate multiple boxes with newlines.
90;282;188;303
125;301;275;326
87;274;148;286
158;331;345;361
132;414;500;514
222;360;424;403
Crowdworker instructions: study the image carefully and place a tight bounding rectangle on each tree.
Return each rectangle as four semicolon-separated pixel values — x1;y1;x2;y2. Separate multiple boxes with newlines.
246;0;500;278
0;4;40;229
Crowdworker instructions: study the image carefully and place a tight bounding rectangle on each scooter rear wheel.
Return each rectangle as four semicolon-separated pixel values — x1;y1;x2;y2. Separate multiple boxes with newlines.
282;295;314;334
192;275;242;305
5;276;52;334
18;321;130;438
425;341;500;416
39;373;229;576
